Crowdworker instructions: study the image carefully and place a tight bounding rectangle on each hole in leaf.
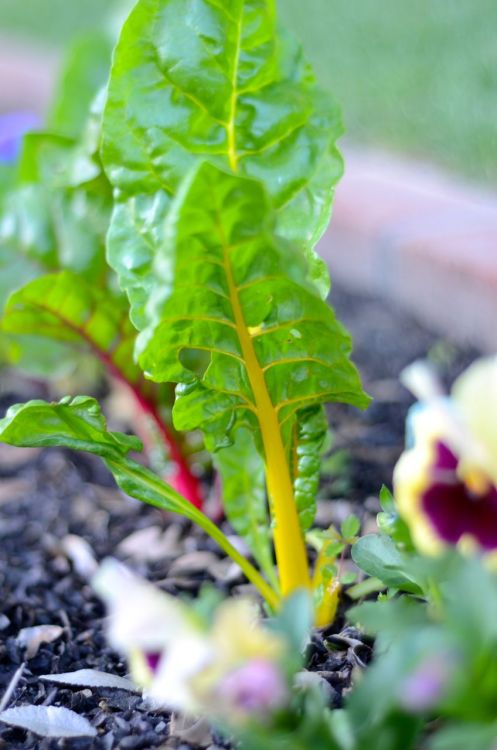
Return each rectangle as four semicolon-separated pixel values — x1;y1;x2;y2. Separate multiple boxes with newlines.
179;348;210;378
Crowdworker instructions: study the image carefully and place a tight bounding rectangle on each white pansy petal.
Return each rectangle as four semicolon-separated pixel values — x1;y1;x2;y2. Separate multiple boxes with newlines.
146;635;214;712
93;558;196;653
408;399;471;464
400;360;445;402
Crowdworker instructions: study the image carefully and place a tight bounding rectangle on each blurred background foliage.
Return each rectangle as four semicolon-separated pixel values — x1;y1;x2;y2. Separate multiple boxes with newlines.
1;0;496;182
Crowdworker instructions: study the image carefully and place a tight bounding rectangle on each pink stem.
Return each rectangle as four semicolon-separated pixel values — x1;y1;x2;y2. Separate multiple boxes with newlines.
130;384;203;510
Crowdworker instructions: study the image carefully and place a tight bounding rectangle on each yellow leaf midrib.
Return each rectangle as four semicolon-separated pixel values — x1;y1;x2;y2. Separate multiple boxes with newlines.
226;1;244;173
216;212;311;595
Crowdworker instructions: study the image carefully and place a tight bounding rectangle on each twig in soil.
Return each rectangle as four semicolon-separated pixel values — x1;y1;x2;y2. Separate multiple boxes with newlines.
58;609;73;640
41;688;58;707
0;662;26;712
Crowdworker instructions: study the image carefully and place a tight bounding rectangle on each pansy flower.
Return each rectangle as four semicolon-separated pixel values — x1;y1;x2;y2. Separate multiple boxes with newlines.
394;357;497;557
93;559;288;723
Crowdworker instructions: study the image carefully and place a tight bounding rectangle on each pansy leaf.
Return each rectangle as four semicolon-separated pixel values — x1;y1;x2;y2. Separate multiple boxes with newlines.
102;0;342;328
352;534;423;594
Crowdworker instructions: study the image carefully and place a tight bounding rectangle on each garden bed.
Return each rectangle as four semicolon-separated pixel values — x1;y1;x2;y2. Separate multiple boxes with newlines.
0;284;476;750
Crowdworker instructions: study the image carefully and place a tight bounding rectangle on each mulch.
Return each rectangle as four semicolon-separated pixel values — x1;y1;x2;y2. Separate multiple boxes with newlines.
0;284;477;749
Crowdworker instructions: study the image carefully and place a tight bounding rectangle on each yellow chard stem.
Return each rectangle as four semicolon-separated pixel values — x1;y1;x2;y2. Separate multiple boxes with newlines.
223;244;311;598
265;446;312;595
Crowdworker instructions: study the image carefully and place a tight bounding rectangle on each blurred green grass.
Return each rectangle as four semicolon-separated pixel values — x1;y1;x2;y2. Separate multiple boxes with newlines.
0;0;115;43
1;0;496;183
280;0;497;183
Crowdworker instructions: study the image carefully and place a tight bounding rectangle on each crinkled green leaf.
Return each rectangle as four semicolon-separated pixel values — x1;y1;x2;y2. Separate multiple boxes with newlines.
138;163;368;535
1;271;140;386
102;0;342;328
214;427;275;585
290;404;329;531
1;271;205;507
0;396;141;458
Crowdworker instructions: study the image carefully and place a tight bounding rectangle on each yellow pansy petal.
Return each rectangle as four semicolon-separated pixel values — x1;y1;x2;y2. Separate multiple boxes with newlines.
453;355;497;487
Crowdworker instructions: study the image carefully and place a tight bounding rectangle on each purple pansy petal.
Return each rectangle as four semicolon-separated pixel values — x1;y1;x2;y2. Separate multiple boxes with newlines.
399;658;450;712
422;441;497;549
216;659;287;717
0;111;40;163
433;441;458;472
145;652;162;673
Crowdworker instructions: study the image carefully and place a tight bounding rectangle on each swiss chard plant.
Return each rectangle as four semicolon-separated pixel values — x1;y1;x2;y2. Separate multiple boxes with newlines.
0;0;370;622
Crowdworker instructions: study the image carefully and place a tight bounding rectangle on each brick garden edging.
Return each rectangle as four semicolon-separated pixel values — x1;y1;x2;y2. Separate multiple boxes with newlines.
319;147;497;353
0;38;56;115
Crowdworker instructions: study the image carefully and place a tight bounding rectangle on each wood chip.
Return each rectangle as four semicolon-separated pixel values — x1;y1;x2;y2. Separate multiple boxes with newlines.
61;535;98;579
0;445;40;471
0;478;33;506
0;705;97;738
0;614;10;631
118;525;183;562
16;625;64;659
40;669;138;693
168;551;218;575
169;714;212;746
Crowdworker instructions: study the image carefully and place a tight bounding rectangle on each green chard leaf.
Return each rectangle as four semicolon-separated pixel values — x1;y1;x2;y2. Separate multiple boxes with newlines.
0;395;194;520
0;396;141;458
137;163;369;549
214;427;276;586
0;186;59;310
1;271;140;387
0;118;112;320
290;404;329;530
0;102;114;376
102;0;343;328
1;270;205;509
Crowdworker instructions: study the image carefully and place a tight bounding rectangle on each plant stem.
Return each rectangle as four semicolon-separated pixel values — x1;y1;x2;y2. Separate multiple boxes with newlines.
130;385;203;509
106;457;280;611
221;234;311;597
93;347;203;509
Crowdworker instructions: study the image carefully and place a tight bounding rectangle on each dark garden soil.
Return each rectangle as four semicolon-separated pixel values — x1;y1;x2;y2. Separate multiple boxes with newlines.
0;284;477;750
